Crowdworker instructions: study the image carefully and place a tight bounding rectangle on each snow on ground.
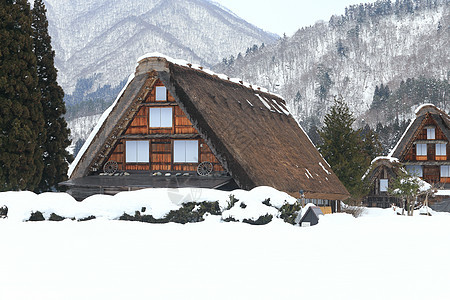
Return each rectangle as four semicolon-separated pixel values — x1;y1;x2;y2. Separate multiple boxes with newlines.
1;188;450;299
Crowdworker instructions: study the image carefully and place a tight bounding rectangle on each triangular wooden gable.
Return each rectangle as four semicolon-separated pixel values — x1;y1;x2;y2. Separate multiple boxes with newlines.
397;112;450;161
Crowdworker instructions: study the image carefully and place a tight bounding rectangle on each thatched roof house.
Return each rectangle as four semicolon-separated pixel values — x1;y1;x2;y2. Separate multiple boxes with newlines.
390;104;450;161
363;157;402;208
62;54;349;204
364;104;450;209
389;104;450;185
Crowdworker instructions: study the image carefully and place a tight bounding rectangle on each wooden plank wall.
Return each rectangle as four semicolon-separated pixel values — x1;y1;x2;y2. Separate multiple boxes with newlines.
404;114;449;162
105;80;225;173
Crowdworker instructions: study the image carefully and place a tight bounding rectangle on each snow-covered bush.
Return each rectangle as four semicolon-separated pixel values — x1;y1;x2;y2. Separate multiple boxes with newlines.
1;186;299;225
119;201;221;224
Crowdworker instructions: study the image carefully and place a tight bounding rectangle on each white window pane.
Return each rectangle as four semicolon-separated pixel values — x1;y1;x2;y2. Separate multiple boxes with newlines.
427;128;435;139
185;140;198;163
406;165;423;177
126;141;137;162
436;144;447;156
174;140;186;163
416;144;427;156
380;179;389;192
150;108;161;127
440;166;449;177
160;107;173;127
137;141;149;163
155;86;167;101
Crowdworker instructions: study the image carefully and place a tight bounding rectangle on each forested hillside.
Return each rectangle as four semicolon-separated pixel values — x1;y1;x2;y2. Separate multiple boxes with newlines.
43;0;276;101
216;0;449;131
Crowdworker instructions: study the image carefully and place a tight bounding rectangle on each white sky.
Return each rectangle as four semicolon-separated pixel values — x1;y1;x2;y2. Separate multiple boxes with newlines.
213;0;377;36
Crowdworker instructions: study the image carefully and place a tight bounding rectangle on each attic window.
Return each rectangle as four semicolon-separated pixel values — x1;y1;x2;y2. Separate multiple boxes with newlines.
126;141;149;163
379;179;388;192
174;140;198;163
149;107;172;127
427;127;435;140
155;86;167;101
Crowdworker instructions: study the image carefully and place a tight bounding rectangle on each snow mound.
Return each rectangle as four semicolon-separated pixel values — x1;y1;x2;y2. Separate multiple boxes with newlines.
0;186;297;223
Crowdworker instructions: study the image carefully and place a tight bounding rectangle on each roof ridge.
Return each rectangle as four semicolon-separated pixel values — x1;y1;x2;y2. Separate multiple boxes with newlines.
136;52;285;100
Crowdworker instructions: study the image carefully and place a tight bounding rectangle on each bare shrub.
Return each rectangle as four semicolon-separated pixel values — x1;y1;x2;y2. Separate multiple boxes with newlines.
341;206;366;218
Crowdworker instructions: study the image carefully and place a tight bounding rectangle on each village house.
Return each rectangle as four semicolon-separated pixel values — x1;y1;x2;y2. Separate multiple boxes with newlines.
61;54;349;211
363;157;403;208
364;104;450;209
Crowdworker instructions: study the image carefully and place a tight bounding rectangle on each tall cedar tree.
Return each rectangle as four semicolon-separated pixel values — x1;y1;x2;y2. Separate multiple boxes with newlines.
318;97;379;199
32;0;72;192
0;0;44;191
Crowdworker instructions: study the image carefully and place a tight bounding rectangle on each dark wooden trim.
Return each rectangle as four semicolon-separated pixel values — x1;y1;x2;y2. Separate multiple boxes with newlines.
403;161;450;166
141;102;179;107
121;134;200;139
413;140;447;144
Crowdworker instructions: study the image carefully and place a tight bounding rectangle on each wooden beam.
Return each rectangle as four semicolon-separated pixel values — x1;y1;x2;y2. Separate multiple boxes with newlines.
121;134;201;139
141;102;179;107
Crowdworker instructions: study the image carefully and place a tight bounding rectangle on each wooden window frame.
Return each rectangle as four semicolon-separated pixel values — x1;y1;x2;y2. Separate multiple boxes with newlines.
125;140;150;163
427;127;435;140
406;165;423;178
435;143;447;160
173;140;199;163
416;143;427;160
440;165;450;178
149;107;173;128
379;179;389;192
155;86;167;101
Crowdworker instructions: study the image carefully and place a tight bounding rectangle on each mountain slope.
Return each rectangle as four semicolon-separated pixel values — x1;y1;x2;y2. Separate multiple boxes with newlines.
44;0;277;95
216;0;450;128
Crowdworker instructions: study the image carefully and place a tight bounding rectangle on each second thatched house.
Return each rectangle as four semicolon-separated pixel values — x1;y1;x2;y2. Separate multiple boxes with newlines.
61;54;349;210
364;104;450;209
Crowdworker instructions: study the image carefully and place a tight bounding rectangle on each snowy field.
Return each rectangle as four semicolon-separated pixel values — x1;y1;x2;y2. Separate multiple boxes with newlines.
1;188;449;300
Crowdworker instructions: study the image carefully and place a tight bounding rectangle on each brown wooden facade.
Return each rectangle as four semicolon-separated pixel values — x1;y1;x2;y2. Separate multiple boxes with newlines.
400;112;450;184
364;158;402;208
106;80;225;173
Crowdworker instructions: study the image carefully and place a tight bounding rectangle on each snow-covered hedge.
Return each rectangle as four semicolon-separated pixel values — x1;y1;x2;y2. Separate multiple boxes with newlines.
0;186;302;225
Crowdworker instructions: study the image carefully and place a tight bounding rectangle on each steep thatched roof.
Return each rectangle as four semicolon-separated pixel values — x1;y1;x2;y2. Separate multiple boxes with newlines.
390;104;450;159
69;55;349;200
364;157;402;184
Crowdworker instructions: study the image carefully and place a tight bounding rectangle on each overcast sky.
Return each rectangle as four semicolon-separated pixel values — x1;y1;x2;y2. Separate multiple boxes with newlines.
213;0;377;36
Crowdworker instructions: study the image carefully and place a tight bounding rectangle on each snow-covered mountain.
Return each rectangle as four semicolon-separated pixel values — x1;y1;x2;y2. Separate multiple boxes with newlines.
216;0;450;128
44;0;277;95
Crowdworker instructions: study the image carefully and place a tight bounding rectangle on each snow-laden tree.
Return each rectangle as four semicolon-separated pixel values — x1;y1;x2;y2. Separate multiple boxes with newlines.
0;0;44;191
387;171;432;216
32;0;72;192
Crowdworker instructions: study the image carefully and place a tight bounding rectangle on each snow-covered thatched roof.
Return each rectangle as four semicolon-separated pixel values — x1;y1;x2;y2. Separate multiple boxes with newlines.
68;53;349;200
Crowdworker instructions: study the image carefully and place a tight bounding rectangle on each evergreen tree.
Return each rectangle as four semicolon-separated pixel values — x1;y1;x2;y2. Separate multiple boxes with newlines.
32;0;72;192
0;0;44;191
318;97;373;199
315;64;333;101
360;124;383;160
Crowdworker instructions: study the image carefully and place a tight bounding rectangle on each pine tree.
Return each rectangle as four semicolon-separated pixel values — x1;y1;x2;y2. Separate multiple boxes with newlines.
32;0;72;192
0;0;44;191
318;97;372;199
